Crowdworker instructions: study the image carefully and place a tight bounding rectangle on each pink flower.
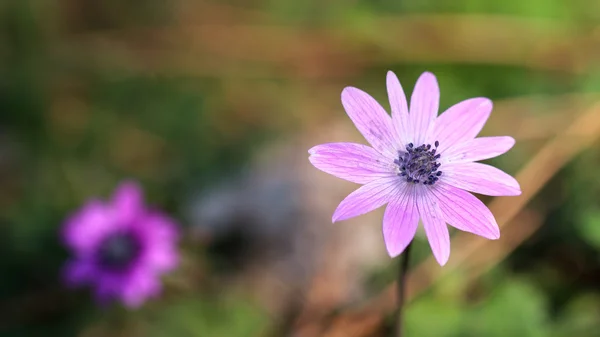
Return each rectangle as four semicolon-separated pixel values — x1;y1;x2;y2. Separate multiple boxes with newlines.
61;181;179;308
308;71;521;266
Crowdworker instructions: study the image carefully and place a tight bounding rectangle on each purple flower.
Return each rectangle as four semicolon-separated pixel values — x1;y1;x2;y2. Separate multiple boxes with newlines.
308;71;521;266
61;181;179;307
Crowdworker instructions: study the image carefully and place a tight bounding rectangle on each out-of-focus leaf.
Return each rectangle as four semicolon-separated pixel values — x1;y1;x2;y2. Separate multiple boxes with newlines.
468;280;549;337
575;209;600;249
143;296;268;337
405;289;464;337
551;294;600;337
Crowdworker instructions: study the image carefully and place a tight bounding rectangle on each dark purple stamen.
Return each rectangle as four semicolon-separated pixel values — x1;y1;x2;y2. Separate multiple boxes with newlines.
97;232;141;271
396;140;443;185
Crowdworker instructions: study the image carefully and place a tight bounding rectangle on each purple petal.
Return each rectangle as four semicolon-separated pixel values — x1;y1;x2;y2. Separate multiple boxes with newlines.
431;183;500;239
409;72;439;145
442;162;521;196
62;260;95;287
120;270;161;308
341;87;399;158
308;143;395;184
137;213;180;272
93;277;121;306
443;136;515;164
62;200;117;254
332;176;401;222
431;98;492;153
386;71;412;146
382;187;419;257
144;247;179;273
112;180;144;224
416;191;450;266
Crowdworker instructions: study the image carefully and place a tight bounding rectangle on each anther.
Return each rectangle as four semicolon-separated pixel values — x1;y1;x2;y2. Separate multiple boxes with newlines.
395;141;443;186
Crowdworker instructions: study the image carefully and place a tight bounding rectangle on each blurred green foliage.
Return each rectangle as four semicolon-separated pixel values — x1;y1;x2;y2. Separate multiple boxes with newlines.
144;296;268;337
406;278;551;337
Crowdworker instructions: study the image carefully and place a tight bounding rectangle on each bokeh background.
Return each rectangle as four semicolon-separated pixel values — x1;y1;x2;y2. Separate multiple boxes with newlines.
2;0;600;336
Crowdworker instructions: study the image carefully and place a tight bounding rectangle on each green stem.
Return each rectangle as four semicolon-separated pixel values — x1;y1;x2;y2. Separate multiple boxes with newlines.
396;242;412;337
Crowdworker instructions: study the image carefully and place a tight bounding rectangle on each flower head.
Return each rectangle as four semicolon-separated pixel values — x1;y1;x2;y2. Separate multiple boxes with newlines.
62;181;179;307
308;71;521;266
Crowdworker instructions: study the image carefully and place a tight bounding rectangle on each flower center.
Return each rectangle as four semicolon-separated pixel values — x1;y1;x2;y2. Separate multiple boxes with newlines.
97;232;141;271
395;141;443;185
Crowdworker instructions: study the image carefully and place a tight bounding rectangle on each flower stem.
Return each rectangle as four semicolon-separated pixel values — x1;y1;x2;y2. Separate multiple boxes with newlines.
396;242;412;337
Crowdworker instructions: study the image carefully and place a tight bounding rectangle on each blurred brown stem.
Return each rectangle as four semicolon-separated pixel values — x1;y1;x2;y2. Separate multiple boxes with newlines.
396;243;412;337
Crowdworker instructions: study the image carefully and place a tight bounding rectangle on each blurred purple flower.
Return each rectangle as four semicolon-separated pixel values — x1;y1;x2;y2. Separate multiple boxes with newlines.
308;71;521;266
62;181;179;308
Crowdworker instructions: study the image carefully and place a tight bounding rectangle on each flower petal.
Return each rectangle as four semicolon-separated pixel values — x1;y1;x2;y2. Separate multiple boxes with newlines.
431;182;500;239
62;260;95;286
137;213;180;272
112;181;144;224
93;275;122;305
61;200;118;254
442;162;521;196
121;270;161;308
431;98;492;153
308;142;395;184
386;71;412;146
341;87;399;157
332;176;401;222
409;72;439;145
442;136;515;164
382;186;419;257
416;191;450;266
